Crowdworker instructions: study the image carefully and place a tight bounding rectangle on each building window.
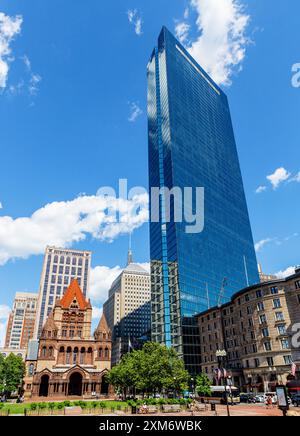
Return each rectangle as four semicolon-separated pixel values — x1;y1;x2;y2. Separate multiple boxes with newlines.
257;302;265;311
264;342;272;351
260;314;267;324
297;295;300;304
275;312;284;321
270;286;279;295
278;324;287;335
254;358;260;368
256;290;262;298
273;299;281;309
28;363;34;376
284;355;292;365
267;357;274;367
281;339;290;350
262;328;270;338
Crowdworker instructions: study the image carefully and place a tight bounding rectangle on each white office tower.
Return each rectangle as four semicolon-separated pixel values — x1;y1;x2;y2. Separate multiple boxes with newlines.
34;246;91;339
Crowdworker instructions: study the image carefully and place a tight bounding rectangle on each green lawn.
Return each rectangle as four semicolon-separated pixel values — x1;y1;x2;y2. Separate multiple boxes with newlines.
0;400;126;415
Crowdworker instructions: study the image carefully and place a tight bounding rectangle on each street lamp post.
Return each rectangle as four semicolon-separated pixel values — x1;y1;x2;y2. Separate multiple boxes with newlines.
191;377;196;398
216;349;230;417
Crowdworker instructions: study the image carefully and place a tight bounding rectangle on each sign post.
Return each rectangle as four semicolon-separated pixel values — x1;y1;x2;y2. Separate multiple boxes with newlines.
276;385;289;416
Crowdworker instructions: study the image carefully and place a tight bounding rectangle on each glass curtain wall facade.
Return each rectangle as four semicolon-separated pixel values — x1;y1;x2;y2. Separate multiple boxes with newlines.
148;27;259;374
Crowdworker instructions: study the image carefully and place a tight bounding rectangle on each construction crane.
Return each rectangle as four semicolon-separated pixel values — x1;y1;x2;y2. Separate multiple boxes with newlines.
218;278;228;308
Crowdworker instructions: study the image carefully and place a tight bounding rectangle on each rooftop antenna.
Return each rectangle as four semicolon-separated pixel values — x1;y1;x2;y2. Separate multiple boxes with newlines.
127;231;133;265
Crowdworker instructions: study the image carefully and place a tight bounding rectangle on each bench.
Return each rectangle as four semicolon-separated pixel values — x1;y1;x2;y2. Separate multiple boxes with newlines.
190;402;207;412
162;405;182;413
139;405;158;414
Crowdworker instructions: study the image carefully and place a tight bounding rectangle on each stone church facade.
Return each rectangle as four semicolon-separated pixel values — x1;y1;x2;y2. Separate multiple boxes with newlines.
24;280;112;400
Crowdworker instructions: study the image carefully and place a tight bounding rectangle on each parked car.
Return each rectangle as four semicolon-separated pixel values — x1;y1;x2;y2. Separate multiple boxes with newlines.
254;395;265;403
292;394;300;407
240;393;256;403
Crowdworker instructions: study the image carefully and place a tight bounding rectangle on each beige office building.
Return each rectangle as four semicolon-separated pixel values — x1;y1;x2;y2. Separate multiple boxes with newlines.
34;246;91;339
103;251;151;365
196;267;300;393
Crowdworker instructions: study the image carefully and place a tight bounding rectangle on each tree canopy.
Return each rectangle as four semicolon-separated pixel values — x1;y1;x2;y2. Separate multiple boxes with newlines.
195;373;212;397
106;342;189;396
0;353;25;396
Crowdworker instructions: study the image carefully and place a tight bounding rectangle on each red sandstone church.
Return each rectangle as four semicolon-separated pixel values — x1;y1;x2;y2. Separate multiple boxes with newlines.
24;280;112;400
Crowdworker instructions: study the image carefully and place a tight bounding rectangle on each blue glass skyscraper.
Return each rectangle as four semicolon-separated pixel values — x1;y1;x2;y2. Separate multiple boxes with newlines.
148;27;259;373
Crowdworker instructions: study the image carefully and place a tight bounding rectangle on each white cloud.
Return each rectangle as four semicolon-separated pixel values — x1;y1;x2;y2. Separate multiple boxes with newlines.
127;9;143;36
255;233;299;253
175;22;191;44
89;265;122;302
267;167;291;190
89;262;150;303
128;101;143;122
290;171;300;183
0;202;2;209
255;185;267;194
0;12;23;88
92;306;103;320
255;238;273;253
0;304;10;347
21;54;42;96
184;8;190;20
0;191;149;266
275;266;296;279
175;0;250;86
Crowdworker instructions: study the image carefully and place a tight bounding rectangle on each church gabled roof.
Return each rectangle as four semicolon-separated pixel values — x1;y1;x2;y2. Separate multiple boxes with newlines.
94;313;110;337
41;312;58;336
58;279;91;310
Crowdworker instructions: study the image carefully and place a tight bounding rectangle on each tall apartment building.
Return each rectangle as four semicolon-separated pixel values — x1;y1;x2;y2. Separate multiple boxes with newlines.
34;246;91;339
195;267;300;392
148;27;259;373
103;251;151;366
4;292;38;350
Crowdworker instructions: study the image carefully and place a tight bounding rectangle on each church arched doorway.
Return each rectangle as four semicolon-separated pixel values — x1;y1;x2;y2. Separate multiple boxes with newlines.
39;374;50;397
68;372;83;396
100;376;109;395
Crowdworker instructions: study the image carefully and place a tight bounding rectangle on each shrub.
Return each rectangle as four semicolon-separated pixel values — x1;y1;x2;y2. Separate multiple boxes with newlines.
91;401;98;409
38;402;47;410
30;403;38;410
99;402;106;410
56;403;64;410
0;403;4;410
127;400;137;408
48;402;55;410
63;400;71;407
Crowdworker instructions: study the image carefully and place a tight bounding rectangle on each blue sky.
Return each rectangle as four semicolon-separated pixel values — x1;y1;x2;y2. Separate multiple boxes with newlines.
0;0;299;342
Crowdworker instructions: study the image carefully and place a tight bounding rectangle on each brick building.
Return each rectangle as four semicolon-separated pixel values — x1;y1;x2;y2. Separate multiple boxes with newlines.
24;280;112;400
4;292;38;350
195;268;300;393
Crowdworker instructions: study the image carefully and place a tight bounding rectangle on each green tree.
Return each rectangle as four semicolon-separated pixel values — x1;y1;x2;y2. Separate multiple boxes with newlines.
107;342;189;398
195;373;212;397
0;353;5;393
0;354;25;396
